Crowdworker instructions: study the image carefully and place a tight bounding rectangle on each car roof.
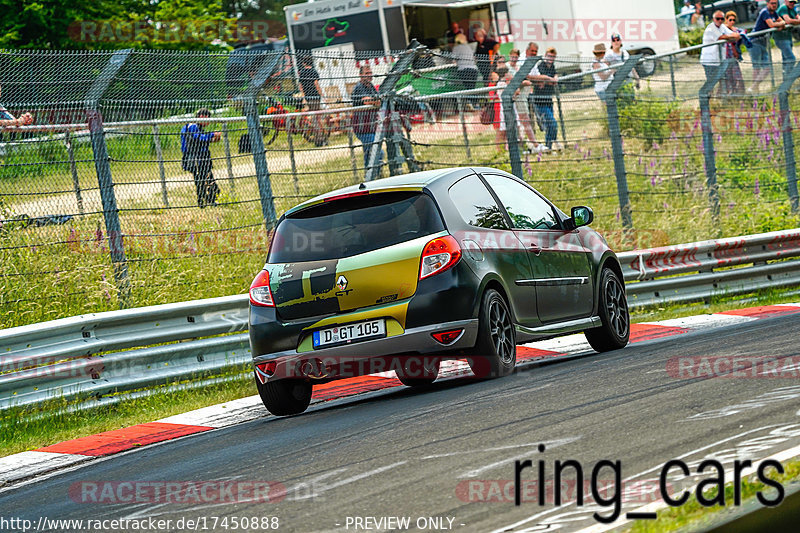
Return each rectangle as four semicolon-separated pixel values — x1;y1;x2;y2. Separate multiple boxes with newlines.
284;167;486;216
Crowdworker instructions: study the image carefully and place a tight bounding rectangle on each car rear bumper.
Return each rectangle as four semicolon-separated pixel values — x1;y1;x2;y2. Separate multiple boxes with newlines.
252;318;478;382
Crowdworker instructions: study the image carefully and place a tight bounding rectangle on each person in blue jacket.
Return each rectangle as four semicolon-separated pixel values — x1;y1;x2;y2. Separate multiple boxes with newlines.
181;109;221;208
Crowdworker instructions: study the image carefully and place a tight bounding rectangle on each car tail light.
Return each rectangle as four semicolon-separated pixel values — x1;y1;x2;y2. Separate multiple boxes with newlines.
431;329;464;345
255;361;277;384
249;270;275;307
420;235;462;280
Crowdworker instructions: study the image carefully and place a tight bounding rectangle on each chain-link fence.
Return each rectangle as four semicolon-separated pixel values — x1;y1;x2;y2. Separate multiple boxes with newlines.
2;34;800;328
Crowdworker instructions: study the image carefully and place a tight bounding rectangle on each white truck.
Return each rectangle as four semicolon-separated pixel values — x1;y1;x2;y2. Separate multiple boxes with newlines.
282;0;681;96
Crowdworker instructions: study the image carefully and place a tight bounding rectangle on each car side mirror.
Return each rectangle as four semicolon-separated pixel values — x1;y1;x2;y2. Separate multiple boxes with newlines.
566;206;593;230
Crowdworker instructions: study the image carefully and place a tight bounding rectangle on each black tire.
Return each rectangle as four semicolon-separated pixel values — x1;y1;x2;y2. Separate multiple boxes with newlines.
634;50;657;78
467;289;516;379
396;357;440;388
261;121;279;146
585;268;630;352
255;375;312;416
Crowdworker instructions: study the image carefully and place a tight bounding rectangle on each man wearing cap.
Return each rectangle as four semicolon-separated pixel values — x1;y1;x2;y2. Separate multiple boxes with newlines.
700;10;740;83
776;0;800;78
591;43;612;100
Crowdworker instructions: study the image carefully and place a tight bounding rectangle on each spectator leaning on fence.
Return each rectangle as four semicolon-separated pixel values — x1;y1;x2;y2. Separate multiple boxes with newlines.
592;43;613;100
751;0;787;92
350;65;384;174
180;109;221;208
604;33;640;89
724;11;748;95
0;84;33;129
776;0;800;78
700;11;740;84
528;47;559;151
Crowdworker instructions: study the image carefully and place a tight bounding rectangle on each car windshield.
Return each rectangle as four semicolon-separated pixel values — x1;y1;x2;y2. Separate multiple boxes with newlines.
268;191;445;262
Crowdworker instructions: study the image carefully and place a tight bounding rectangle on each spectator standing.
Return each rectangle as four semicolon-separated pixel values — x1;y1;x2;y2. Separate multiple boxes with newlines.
445;22;464;47
724;11;747;95
508;48;544;152
700;11;739;83
604;33;640;89
298;54;326;139
776;0;800;78
691;2;705;28
452;33;478;92
474;29;497;84
181;109;221;208
592;43;612;100
350;65;384;174
529;47;559;150
751;0;786;92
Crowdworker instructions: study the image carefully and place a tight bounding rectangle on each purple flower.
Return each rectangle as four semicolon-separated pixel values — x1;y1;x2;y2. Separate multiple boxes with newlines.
652;142;660;150
728;202;736;209
769;148;774;161
717;134;722;143
754;177;760;195
650;176;656;186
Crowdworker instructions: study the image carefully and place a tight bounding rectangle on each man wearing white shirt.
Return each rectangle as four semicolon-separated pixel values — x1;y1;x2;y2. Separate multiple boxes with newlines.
699;10;740;82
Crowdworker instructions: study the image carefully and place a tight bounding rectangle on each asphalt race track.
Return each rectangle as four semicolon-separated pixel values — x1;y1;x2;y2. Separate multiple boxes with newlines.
2;314;800;532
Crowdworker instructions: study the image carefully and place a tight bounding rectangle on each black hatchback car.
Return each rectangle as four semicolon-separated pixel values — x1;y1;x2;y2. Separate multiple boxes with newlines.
249;167;629;415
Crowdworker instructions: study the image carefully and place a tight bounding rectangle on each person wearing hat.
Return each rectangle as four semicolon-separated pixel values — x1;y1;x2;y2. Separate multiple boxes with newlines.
591;43;613;100
604;33;640;89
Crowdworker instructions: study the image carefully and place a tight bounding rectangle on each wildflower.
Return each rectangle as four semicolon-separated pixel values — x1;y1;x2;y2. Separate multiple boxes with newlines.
754;177;760;195
650;176;656;186
652;142;660;150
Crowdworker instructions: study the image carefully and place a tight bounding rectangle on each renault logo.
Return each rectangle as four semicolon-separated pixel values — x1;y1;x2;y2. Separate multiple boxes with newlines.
337;275;348;291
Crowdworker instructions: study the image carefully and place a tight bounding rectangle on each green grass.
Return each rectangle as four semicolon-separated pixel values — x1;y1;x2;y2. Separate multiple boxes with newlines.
626;458;800;532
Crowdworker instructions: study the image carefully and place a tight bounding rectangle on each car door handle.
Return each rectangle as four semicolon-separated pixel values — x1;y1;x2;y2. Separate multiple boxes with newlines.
529;244;542;256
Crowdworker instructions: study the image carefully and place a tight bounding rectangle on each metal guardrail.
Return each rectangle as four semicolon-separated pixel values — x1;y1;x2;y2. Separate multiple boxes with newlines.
1;229;799;411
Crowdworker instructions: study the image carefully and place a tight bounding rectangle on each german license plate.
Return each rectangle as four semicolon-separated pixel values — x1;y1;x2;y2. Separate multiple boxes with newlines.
312;319;386;348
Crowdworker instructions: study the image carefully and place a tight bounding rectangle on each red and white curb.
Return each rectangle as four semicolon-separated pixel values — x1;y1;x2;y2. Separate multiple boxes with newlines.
2;303;799;488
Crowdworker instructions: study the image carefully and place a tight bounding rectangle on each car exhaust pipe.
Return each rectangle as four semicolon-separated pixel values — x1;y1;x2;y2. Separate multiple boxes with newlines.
298;358;329;379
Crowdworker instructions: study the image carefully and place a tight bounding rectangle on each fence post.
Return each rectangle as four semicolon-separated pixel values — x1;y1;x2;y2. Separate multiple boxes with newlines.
241;52;284;229
768;36;776;88
64;130;84;215
365;41;424;182
346;116;359;183
603;55;641;234
222;122;235;197
668;54;677;99
502;56;540;179
286;116;299;194
151;124;169;208
698;58;734;227
778;62;800;213
85;49;132;308
555;84;567;145
456;96;471;159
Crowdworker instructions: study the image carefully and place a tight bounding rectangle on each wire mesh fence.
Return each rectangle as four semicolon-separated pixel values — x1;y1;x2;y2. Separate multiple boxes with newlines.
2;36;800;328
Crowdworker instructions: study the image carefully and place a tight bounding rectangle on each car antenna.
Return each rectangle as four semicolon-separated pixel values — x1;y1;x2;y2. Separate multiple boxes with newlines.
358;182;367;190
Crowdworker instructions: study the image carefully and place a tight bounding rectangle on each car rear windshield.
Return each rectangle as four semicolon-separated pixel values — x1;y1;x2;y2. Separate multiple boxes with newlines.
268;191;445;263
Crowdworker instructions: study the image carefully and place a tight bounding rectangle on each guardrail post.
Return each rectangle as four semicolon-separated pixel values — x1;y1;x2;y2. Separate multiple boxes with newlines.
603;55;640;234
502;56;540;178
64;130;84;215
699;58;734;227
85;49;132;309
366;41;424;181
456;96;471;159
778;62;800;213
286;116;299;193
769;37;776;87
221;122;235;197
152;124;169;208
241;52;284;228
